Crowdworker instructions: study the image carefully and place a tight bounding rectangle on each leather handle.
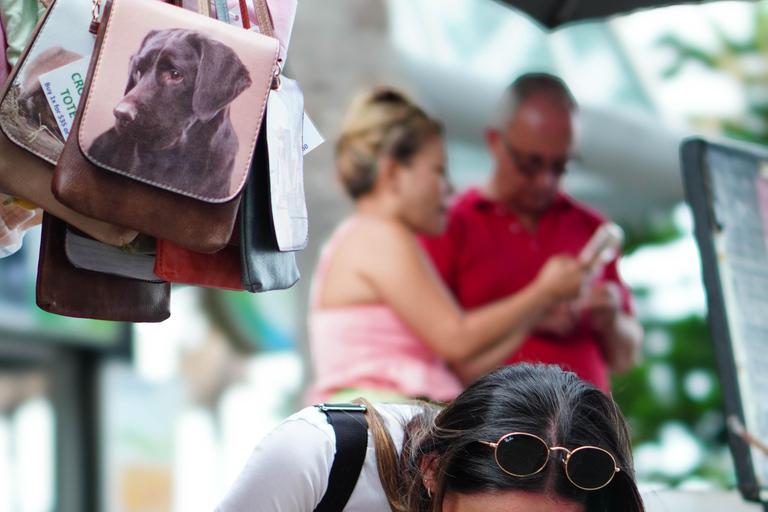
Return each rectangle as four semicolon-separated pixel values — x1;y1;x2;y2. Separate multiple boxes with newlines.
237;0;273;37
253;0;273;37
197;0;211;17
175;0;273;38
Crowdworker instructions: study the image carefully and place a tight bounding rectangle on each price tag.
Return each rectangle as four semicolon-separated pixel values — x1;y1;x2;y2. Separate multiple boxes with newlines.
38;57;90;141
302;110;324;155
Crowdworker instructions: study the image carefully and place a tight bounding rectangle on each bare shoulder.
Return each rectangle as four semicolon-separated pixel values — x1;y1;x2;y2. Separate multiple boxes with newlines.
338;217;421;272
338;217;411;248
358;218;418;255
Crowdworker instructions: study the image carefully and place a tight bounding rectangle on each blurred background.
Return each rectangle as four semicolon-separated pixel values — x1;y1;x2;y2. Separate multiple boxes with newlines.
2;0;768;510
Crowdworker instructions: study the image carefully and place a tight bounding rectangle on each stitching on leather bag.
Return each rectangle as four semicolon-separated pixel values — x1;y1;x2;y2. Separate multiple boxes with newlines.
156;241;178;279
78;0;279;204
236;40;279;202
0;0;66;165
155;241;166;276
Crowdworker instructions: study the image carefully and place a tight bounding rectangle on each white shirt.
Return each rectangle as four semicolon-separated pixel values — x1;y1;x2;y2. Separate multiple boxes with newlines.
215;403;419;512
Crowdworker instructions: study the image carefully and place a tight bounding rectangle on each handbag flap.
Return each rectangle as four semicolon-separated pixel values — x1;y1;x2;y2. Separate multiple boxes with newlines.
65;227;164;282
0;0;96;164
78;0;279;203
266;76;308;252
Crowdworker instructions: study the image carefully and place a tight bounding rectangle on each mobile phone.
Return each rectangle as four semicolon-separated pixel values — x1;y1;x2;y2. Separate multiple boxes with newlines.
578;223;624;270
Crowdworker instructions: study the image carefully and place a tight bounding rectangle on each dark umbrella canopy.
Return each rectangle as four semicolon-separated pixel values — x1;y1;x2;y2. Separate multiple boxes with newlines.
495;0;755;30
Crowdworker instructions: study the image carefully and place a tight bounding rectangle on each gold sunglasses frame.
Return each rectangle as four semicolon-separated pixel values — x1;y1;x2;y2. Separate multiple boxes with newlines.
478;432;620;491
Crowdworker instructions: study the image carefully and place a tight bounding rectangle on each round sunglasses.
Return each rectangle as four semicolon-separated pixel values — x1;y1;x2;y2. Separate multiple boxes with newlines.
478;432;620;491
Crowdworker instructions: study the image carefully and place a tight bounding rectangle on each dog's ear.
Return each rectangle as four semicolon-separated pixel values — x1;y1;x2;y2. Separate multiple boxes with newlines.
192;36;252;122
126;30;162;94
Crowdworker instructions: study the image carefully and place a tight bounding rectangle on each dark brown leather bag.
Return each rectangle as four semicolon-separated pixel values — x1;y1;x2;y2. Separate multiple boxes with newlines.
36;213;171;322
51;0;280;253
0;0;138;247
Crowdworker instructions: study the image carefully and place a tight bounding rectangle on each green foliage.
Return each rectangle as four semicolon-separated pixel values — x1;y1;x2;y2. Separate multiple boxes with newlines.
658;2;768;144
626;2;768;486
612;315;729;484
612;220;729;484
621;219;681;256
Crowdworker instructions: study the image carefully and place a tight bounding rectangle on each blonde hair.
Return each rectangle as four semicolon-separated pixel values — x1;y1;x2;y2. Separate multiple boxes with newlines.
336;87;443;199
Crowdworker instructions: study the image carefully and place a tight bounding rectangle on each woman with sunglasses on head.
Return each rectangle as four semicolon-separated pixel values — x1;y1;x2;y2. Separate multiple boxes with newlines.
306;87;588;404
215;363;644;512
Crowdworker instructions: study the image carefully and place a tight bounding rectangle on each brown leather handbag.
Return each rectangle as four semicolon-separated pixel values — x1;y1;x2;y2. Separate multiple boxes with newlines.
36;213;170;322
0;0;138;247
51;0;280;253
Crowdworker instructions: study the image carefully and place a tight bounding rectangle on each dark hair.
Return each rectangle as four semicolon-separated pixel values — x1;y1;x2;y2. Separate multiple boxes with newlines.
336;87;443;199
363;364;643;512
495;73;577;126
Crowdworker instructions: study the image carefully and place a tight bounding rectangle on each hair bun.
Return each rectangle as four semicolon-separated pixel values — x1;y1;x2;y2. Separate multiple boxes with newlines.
369;87;411;105
336;87;442;200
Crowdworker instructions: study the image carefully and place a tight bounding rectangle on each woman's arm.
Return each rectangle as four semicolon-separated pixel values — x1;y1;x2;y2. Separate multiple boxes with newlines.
357;220;585;369
449;330;528;385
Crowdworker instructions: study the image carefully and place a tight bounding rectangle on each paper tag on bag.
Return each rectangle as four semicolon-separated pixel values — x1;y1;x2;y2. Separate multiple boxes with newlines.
38;57;91;141
267;77;308;251
302;111;324;155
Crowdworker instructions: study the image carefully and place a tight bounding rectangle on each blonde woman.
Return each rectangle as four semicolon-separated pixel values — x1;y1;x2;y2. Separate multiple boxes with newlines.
307;88;588;403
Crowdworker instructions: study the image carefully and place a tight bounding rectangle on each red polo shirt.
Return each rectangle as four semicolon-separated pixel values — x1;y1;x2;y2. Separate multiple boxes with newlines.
420;188;634;391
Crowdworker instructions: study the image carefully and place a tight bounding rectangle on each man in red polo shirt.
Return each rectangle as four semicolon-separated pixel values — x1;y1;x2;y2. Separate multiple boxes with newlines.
421;74;643;391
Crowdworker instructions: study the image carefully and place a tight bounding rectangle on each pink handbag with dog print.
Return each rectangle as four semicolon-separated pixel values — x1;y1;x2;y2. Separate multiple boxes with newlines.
52;0;280;253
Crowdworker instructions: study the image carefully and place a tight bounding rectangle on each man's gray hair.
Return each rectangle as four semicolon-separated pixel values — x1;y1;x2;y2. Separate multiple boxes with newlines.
493;73;577;128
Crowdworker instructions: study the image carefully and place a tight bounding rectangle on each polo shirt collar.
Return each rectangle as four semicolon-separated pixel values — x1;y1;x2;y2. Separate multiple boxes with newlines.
466;188;573;214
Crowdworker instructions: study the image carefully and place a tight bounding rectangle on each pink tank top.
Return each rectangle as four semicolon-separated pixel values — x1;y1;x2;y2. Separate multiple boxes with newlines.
306;219;463;404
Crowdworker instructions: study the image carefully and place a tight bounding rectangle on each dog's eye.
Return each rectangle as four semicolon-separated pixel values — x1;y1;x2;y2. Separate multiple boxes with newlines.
169;70;183;82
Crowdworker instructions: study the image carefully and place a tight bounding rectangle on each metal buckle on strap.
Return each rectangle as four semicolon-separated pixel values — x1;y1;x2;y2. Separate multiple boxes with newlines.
315;404;367;412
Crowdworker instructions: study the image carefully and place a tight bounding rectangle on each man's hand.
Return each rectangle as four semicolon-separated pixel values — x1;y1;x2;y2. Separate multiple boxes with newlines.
579;281;622;333
533;301;578;338
577;281;642;374
534;255;587;302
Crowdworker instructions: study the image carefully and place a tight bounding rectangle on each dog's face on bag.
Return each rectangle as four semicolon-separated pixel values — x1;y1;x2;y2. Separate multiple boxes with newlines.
114;29;251;150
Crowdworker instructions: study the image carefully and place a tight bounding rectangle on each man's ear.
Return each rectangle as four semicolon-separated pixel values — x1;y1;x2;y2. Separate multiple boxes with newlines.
485;126;500;154
420;452;440;491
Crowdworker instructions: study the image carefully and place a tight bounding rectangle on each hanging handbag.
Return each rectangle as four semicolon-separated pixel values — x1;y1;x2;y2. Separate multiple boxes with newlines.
155;107;305;293
36;213;171;322
239;114;299;292
51;0;280;253
0;0;138;247
152;7;305;292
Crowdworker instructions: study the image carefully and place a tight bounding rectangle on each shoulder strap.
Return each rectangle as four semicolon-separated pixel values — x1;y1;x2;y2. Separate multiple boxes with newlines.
313;404;369;512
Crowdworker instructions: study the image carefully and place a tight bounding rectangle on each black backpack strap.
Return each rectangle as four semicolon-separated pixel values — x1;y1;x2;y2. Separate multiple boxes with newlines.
313;404;369;512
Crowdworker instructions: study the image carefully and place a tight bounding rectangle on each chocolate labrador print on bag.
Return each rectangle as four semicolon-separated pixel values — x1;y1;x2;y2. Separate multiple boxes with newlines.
75;0;277;205
86;29;252;198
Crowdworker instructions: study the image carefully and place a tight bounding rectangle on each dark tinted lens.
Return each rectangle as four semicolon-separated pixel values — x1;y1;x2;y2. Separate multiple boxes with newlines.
495;434;549;476
566;448;616;490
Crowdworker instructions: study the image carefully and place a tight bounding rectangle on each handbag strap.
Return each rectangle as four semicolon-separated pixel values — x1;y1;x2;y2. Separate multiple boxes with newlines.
313;404;369;512
161;0;271;36
253;0;273;36
91;0;270;34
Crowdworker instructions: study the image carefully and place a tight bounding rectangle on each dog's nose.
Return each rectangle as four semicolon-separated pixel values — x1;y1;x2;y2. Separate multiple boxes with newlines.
113;103;138;125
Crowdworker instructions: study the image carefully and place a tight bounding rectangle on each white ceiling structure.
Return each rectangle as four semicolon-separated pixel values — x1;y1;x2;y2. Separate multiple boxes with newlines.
385;0;755;223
